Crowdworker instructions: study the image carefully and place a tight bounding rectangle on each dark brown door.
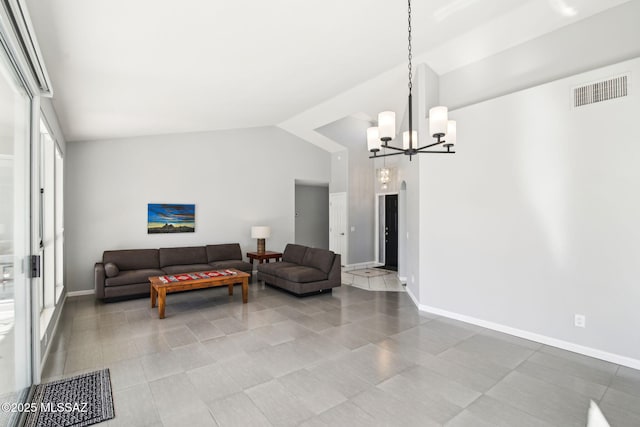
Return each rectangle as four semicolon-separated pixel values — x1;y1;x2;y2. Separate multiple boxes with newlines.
384;194;398;270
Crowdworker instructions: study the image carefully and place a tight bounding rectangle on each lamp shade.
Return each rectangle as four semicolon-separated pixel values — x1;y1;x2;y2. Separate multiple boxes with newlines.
367;127;381;152
429;106;448;136
378;111;396;140
251;226;271;239
402;130;418;150
447;120;456;145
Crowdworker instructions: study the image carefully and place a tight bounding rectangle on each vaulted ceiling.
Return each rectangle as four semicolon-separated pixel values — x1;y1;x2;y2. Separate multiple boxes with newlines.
25;0;632;144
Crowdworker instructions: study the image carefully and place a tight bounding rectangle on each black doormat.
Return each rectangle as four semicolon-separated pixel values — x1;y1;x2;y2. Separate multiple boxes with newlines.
24;369;114;427
375;265;398;272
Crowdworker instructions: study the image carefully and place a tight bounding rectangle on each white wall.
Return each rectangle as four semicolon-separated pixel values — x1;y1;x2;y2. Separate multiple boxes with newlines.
440;1;640;110
396;156;419;296
65;126;330;292
419;57;640;366
329;150;347;194
391;64;441;298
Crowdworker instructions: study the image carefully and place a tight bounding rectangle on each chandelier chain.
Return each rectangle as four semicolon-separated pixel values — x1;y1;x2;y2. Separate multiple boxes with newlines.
407;0;412;94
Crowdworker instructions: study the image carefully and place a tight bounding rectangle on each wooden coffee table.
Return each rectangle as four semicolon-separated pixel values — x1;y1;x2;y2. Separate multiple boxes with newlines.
149;269;250;319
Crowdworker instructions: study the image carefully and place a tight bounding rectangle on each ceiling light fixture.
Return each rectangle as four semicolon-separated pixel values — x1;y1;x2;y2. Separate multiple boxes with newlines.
367;0;456;161
379;167;390;184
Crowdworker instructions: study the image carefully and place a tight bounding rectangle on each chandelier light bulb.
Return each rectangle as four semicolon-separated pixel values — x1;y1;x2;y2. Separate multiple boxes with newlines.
367;127;381;152
378;111;396;141
446;120;456;146
403;130;418;150
429;106;448;136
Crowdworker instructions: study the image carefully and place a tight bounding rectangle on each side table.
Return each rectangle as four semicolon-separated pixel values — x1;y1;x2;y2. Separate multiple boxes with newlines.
247;251;283;267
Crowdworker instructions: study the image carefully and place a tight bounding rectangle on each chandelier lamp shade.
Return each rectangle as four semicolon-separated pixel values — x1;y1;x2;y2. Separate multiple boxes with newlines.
367;0;456;160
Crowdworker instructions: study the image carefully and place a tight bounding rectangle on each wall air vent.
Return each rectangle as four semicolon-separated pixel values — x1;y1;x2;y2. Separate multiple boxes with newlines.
573;74;628;108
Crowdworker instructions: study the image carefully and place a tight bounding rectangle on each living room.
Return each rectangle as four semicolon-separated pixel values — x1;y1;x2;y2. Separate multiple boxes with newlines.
1;1;640;426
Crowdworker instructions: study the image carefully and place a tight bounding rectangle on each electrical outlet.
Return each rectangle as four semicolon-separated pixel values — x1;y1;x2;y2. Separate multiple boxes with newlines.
574;314;586;328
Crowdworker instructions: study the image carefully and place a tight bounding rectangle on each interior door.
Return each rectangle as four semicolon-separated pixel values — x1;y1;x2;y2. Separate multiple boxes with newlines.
329;192;347;265
384;194;398;270
0;40;33;424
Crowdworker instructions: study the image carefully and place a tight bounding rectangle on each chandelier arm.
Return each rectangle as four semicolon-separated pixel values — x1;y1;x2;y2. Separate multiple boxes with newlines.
368;151;407;159
415;140;447;150
415;150;456;154
381;144;406;152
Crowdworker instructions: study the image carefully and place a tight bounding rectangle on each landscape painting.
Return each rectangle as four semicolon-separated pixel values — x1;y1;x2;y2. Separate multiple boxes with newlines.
147;203;195;233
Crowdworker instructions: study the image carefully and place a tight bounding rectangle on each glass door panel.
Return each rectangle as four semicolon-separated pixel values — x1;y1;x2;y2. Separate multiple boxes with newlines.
40;130;55;312
54;146;63;303
0;38;32;425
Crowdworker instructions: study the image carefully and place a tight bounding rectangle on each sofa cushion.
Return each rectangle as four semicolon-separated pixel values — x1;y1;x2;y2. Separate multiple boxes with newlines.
162;264;214;275
104;262;119;278
257;262;298;276
105;269;165;287
277;266;327;283
282;244;308;264
104;249;159;271
159;246;207;267
301;248;335;274
209;260;252;272
206;244;242;262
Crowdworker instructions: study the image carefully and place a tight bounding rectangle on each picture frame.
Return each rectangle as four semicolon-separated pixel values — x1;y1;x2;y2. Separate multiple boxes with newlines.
147;203;195;233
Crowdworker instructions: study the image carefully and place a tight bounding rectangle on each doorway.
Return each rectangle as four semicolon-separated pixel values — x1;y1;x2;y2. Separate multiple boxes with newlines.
376;193;398;270
383;194;398;270
294;182;329;249
384;194;398;271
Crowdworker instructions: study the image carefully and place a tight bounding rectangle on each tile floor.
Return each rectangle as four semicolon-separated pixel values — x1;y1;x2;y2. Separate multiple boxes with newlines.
42;280;640;426
342;267;405;292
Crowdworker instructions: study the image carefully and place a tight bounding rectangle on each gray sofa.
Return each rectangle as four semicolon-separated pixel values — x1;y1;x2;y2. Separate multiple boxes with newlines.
95;243;252;300
257;244;341;295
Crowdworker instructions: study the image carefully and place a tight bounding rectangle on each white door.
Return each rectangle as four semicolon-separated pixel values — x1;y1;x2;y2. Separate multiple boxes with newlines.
329;192;347;265
0;40;33;418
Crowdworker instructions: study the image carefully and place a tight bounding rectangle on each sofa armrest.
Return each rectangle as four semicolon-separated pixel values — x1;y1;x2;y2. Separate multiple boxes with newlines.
95;262;106;299
328;254;341;285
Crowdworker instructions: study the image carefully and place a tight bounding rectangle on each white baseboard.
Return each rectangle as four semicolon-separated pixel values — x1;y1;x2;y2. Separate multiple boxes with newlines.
67;289;95;297
406;288;640;370
405;286;420;308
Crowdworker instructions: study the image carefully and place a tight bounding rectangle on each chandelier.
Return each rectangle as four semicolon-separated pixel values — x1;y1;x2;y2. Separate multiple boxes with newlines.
379;168;390;184
367;0;456;161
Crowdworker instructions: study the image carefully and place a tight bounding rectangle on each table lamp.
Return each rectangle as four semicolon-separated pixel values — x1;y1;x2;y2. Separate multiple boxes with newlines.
251;226;271;254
